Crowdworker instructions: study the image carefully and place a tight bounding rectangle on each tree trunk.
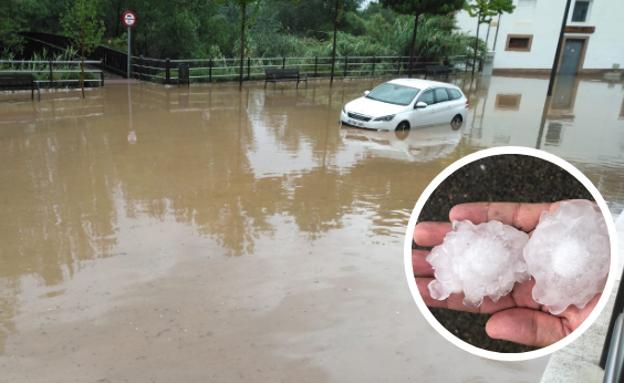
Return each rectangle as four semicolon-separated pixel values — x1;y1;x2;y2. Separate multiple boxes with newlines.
408;13;419;78
80;53;85;98
239;2;246;88
330;0;339;85
492;13;502;52
484;20;492;50
471;12;481;77
80;27;85;98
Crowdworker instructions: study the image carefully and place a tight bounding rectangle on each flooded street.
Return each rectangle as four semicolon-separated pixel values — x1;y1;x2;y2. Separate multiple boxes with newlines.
0;76;622;382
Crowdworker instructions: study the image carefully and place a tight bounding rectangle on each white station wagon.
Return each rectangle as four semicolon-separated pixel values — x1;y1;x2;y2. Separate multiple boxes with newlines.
340;79;468;131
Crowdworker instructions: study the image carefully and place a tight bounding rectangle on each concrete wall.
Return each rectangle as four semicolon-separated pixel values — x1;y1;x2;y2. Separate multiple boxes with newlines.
455;0;624;71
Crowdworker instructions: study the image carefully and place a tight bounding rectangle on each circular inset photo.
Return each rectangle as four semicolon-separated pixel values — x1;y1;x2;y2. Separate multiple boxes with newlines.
403;147;616;361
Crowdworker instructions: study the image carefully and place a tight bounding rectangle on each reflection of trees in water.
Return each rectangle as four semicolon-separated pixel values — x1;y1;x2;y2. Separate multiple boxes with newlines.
0;83;468;350
0;121;118;286
0;84;462;280
0;120;118;352
113;89;280;256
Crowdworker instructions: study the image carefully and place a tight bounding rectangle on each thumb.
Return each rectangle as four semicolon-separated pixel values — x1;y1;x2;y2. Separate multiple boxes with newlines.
486;308;569;347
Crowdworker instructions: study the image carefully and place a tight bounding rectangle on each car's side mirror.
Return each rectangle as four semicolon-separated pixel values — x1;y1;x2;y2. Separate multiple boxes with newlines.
415;101;428;109
363;90;370;96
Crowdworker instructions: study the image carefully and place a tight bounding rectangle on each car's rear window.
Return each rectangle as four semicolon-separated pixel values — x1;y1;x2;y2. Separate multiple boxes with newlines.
447;88;462;100
434;88;449;103
366;83;420;106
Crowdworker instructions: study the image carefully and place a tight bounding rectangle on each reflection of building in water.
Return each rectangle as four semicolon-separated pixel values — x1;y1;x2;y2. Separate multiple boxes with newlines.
464;75;624;211
455;0;624;76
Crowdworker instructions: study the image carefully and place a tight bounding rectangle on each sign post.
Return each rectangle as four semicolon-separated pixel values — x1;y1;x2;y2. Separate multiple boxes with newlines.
121;10;137;79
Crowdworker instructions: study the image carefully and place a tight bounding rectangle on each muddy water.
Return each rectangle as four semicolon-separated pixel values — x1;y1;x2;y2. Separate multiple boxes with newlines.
0;76;621;382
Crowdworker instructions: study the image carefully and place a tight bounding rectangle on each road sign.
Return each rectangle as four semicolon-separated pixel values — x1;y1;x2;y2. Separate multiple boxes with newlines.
121;10;137;78
121;10;137;28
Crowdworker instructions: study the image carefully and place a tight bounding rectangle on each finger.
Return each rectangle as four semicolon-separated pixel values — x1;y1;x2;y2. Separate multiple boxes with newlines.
413;222;451;247
510;279;541;310
449;202;554;232
416;278;515;314
412;250;433;277
560;294;601;330
486;308;569;347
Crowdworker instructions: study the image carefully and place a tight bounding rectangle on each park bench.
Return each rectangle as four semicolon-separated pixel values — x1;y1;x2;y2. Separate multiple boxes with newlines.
0;73;41;100
424;64;454;79
264;68;307;87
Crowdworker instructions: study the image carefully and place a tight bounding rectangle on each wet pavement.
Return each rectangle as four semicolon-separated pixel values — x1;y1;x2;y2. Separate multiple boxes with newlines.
0;75;622;382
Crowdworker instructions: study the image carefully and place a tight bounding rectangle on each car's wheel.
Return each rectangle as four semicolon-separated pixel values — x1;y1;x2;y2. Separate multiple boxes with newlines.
396;121;410;131
395;121;410;140
450;115;463;130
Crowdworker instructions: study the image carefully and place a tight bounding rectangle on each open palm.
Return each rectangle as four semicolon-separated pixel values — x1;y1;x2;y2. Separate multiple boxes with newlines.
413;201;600;347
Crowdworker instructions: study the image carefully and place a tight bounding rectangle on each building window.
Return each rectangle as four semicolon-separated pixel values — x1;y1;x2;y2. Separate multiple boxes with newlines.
495;94;522;110
505;35;533;52
545;123;563;146
572;0;590;22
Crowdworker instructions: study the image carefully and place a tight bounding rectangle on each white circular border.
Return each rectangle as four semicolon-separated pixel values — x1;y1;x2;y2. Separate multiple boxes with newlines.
403;146;618;361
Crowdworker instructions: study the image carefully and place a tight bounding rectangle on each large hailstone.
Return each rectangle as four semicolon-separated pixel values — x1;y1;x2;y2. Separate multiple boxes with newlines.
523;200;610;315
427;220;530;306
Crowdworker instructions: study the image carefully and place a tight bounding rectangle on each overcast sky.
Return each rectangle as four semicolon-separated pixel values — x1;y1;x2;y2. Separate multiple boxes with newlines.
360;0;375;10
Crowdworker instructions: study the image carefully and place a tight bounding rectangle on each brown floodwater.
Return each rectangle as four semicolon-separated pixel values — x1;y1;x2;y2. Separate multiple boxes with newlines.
0;75;622;382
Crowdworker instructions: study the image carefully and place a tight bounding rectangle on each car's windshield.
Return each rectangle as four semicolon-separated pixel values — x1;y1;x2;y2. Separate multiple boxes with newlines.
366;83;420;106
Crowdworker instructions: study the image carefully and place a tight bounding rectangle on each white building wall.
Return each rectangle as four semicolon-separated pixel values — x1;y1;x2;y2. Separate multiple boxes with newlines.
455;0;624;71
580;0;624;69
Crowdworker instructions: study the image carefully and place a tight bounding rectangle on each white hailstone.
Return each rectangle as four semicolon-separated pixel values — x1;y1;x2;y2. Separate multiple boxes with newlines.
523;200;610;315
427;220;530;307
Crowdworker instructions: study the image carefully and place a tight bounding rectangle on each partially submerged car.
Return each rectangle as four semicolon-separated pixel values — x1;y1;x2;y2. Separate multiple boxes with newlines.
340;78;468;131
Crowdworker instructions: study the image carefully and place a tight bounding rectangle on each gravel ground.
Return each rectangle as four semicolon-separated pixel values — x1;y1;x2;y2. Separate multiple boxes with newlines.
416;154;593;353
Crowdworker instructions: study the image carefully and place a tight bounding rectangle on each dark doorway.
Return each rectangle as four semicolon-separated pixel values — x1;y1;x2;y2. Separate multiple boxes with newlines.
560;38;585;75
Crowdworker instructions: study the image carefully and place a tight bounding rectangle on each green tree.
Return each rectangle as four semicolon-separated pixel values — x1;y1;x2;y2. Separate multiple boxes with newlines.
61;0;104;97
329;0;341;84
225;0;259;86
380;0;464;76
0;0;25;53
490;0;515;51
465;0;513;74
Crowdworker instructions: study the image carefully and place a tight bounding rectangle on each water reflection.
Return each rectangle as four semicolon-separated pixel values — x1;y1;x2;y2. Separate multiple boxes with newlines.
0;82;456;283
341;123;462;163
0;76;622;376
462;75;624;211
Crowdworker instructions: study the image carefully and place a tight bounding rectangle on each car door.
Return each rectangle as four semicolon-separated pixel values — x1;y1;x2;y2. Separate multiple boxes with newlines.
445;88;464;119
432;88;452;124
411;88;435;127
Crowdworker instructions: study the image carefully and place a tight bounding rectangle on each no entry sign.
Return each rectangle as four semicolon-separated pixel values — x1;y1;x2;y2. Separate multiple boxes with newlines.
122;10;137;79
121;10;137;28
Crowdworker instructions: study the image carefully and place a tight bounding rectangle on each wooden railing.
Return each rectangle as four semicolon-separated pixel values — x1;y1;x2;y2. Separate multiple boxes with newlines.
0;59;104;88
130;55;473;84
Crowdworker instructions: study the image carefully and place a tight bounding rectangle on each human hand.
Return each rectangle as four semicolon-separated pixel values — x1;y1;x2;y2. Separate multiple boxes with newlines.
413;201;600;347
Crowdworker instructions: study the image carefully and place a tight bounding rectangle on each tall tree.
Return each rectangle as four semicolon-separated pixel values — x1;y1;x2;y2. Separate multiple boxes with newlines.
465;0;513;73
490;0;515;51
464;0;497;76
329;0;341;85
380;0;464;77
231;0;258;87
0;0;25;53
61;0;104;98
